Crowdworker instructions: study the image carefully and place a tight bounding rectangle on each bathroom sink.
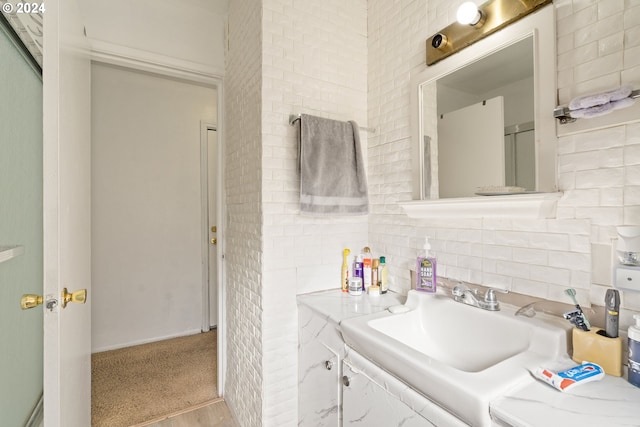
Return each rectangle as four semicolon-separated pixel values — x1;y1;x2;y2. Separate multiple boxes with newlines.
368;294;533;372
339;290;570;427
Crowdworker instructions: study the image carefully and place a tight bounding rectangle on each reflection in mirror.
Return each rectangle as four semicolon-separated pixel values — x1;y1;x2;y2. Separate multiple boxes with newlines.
423;37;534;199
412;5;557;202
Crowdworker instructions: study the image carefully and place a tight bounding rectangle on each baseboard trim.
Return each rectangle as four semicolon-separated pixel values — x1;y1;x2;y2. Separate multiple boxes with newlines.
25;393;43;427
131;397;225;427
92;328;203;354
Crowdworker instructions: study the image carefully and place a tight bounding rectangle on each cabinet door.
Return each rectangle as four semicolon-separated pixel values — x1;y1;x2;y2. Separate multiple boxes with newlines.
299;342;340;426
342;360;435;427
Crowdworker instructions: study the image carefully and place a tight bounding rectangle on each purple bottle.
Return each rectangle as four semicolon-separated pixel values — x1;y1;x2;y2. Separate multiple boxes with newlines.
353;255;364;290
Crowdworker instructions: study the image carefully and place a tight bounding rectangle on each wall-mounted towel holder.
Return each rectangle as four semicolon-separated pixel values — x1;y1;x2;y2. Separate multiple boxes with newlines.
289;114;376;134
554;88;639;124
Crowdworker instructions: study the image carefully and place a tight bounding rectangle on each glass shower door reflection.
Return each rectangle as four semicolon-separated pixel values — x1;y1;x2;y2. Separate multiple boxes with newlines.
0;18;44;427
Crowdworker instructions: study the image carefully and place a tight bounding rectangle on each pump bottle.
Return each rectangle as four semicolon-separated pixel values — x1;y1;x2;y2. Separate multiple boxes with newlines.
629;314;640;388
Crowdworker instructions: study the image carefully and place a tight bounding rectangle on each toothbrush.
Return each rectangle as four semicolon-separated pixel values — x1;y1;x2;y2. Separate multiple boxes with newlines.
564;288;591;329
563;308;589;331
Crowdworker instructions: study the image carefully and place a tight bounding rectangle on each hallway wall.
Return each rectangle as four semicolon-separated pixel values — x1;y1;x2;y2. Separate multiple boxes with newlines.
91;64;217;352
80;0;227;76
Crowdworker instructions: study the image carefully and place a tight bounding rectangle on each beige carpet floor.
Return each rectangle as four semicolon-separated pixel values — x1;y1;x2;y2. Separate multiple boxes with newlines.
92;330;217;427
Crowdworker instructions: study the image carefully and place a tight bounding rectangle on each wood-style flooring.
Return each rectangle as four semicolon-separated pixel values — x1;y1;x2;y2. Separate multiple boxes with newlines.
135;398;238;427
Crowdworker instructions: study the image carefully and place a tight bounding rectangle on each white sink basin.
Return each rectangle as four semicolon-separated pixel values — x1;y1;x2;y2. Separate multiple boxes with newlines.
339;290;570;426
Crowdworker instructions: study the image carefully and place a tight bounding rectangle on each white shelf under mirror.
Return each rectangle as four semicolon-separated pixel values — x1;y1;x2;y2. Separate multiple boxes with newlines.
0;245;25;264
399;192;563;219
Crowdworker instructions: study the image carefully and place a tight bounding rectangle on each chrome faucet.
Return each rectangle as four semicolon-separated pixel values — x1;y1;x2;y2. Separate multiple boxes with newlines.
451;282;509;311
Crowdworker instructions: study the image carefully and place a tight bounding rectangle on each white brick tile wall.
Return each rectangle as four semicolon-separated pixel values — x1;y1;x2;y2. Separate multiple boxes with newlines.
573;0;599;13
224;0;264;425
599;33;624;57
224;1;640;424
262;0;369;425
574;52;624;84
554;0;573;20
368;0;640;314
557;4;597;38
574;13;623;49
225;0;370;426
627;25;640;50
599;0;625;18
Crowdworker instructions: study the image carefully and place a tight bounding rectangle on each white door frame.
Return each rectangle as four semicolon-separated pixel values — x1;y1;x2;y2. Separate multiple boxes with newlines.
200;122;217;331
89;52;227;396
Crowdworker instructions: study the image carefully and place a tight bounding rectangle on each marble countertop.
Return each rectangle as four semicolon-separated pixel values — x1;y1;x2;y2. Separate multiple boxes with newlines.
299;289;640;427
297;288;405;324
491;369;640;427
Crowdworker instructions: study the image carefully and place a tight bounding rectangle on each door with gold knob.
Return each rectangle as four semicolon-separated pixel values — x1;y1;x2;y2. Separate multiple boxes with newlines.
0;15;44;424
21;294;44;310
204;126;219;329
21;288;87;310
42;0;92;425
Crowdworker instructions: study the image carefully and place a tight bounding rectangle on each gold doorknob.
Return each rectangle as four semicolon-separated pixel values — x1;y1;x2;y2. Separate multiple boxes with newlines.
211;238;217;245
61;288;87;308
21;294;43;310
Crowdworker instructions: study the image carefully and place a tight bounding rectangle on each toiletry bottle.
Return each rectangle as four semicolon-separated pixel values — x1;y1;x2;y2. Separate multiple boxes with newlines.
629;314;640;388
416;238;437;292
353;254;363;289
371;259;379;292
379;256;388;293
362;247;372;289
341;248;351;293
348;277;363;296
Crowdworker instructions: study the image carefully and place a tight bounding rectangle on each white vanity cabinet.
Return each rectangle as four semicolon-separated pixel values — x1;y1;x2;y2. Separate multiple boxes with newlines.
298;290;640;427
342;358;434;426
342;351;470;427
298;303;343;426
298;291;471;426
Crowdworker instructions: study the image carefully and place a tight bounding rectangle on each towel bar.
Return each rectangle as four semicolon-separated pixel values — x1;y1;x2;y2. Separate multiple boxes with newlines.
554;88;639;124
289;114;376;133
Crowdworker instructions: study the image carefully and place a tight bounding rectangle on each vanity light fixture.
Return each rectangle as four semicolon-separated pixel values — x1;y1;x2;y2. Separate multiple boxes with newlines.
426;0;552;66
456;2;483;26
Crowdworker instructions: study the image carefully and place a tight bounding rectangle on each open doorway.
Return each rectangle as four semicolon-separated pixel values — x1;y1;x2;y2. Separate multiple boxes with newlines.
90;63;224;425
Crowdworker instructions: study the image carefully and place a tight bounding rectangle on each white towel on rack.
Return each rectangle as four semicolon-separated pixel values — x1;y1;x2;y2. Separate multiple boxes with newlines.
569;85;633;110
570;97;636;119
298;114;369;215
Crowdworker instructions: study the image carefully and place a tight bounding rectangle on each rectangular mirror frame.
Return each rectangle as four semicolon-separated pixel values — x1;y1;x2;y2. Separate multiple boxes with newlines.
410;5;557;203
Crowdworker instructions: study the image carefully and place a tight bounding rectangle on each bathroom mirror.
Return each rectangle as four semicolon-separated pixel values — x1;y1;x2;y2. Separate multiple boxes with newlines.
410;5;557;201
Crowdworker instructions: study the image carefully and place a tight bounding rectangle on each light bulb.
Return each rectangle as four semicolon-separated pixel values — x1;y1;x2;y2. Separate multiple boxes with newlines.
457;2;482;26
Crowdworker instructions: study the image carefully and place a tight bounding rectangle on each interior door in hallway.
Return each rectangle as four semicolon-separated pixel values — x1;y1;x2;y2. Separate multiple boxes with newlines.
42;0;92;424
203;126;218;329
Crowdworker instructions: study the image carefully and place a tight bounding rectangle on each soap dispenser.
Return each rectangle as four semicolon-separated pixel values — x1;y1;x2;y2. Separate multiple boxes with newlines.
629;314;640;388
416;237;437;293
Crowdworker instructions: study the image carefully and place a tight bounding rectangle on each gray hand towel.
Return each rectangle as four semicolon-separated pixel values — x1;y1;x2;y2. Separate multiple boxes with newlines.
298;114;369;215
